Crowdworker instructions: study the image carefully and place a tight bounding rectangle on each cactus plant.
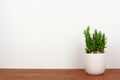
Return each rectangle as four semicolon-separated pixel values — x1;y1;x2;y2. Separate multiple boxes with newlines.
84;26;107;53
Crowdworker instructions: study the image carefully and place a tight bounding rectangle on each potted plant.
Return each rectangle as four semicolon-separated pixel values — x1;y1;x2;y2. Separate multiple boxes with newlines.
83;26;107;75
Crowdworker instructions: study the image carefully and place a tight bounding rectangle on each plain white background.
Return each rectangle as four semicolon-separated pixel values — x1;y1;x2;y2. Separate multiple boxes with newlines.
0;0;120;69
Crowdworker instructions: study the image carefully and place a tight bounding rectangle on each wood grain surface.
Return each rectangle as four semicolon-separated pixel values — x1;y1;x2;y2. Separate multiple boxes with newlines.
0;69;120;80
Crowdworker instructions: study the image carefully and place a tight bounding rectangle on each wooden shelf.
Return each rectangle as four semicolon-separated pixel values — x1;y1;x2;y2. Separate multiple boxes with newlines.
0;69;120;80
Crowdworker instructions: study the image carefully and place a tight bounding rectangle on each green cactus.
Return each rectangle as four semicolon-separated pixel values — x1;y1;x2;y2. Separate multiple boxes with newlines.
84;26;107;54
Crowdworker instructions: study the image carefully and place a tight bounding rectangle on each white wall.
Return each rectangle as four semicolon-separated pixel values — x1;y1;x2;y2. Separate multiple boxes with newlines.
0;0;120;69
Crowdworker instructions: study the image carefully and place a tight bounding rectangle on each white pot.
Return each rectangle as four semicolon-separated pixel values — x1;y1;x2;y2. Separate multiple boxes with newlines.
84;53;106;75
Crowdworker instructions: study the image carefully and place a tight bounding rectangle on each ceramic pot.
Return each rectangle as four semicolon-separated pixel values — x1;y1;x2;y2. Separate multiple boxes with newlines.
84;53;106;75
